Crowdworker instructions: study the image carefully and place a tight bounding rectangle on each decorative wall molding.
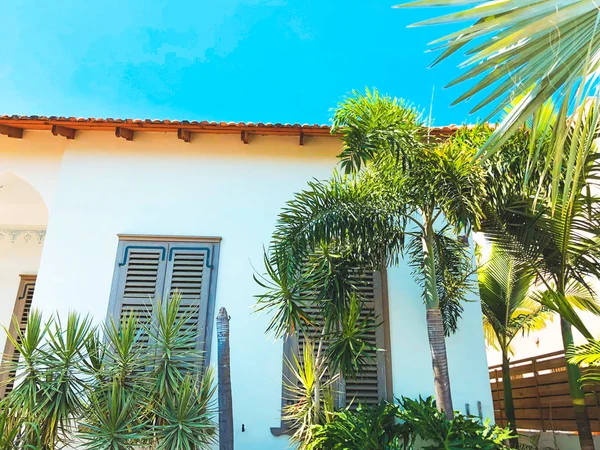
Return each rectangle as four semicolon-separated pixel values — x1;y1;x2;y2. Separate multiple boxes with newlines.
0;228;46;244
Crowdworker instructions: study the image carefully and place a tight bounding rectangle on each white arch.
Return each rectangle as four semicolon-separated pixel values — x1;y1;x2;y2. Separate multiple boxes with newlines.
0;171;48;227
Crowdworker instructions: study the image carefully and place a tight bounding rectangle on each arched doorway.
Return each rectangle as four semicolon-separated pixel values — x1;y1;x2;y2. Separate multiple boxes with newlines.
0;172;47;396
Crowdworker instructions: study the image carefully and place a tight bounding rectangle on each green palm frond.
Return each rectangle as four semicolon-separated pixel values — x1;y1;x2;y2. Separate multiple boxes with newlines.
325;293;380;377
568;339;600;365
479;246;549;353
331;87;426;174
400;0;600;159
479;99;600;336
407;227;477;335
567;339;600;384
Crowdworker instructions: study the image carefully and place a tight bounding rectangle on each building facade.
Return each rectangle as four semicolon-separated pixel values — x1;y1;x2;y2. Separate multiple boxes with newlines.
0;117;493;449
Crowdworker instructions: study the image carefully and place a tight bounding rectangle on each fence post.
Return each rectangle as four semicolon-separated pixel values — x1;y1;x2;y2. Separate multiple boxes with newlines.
217;307;234;450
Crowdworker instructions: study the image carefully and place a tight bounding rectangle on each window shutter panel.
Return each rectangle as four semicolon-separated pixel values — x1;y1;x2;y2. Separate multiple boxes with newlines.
110;243;168;347
292;270;387;408
161;243;215;352
0;275;36;398
344;271;387;408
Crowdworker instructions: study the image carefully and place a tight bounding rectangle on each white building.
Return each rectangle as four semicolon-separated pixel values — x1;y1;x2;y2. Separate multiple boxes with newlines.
0;116;493;449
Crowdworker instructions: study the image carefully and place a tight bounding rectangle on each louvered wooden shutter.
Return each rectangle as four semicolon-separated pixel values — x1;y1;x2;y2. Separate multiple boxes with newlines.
0;275;36;398
109;243;168;348
162;243;215;352
293;271;387;408
108;239;220;366
344;271;387;408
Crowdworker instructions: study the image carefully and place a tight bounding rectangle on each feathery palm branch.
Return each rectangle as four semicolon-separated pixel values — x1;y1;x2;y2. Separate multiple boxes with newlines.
568;339;600;384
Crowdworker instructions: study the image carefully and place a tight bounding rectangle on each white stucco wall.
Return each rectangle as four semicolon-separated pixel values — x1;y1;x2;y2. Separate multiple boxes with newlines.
1;130;494;449
0;136;55;353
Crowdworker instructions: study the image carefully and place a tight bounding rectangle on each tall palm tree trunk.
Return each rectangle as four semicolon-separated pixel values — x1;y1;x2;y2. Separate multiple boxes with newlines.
422;217;454;419
217;307;234;450
560;317;594;450
501;351;518;448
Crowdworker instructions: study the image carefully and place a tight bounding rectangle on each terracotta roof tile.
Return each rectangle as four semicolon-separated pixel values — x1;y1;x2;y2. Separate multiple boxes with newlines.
0;114;482;139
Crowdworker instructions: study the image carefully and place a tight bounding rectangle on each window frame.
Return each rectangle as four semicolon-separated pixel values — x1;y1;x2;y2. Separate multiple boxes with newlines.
106;234;221;366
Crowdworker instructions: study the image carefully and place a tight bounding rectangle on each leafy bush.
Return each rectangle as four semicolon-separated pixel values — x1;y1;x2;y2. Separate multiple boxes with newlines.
399;396;513;450
308;401;411;450
307;397;513;450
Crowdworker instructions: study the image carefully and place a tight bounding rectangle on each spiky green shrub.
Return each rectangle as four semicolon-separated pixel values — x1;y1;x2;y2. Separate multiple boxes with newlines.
0;293;217;450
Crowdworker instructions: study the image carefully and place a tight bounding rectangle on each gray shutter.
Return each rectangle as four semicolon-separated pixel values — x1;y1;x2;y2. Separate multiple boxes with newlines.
344;271;387;408
0;275;36;398
109;242;168;348
292;270;387;408
161;243;215;353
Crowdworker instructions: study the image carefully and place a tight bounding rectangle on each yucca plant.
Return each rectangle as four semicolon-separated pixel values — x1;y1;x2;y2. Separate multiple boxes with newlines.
153;372;217;450
39;312;93;447
1;292;217;450
2;310;93;450
0;400;41;450
282;338;336;450
78;379;147;450
80;293;217;450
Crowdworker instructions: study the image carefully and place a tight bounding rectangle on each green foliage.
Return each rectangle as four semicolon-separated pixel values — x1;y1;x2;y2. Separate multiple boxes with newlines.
256;89;487;353
480;101;600;338
78;380;146;450
307;397;513;450
479;247;549;354
153;373;217;450
0;401;40;450
0;293;216;450
407;226;477;335
255;90;490;420
331;87;426;174
308;401;409;450
568;339;600;384
282;338;336;449
398;396;512;450
325;293;379;377
401;0;600;159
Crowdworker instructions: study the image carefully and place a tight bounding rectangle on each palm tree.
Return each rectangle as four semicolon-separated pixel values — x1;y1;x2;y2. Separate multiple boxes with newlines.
400;0;600;160
479;246;550;446
482;99;600;450
256;89;486;419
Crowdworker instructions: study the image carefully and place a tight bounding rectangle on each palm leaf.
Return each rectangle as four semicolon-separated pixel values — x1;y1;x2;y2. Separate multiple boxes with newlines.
400;0;600;167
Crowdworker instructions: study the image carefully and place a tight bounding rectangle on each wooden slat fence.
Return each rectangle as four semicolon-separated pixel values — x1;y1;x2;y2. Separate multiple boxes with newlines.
489;351;600;432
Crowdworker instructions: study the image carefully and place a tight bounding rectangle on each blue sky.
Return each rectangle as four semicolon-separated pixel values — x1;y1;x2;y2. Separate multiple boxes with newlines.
0;1;485;126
